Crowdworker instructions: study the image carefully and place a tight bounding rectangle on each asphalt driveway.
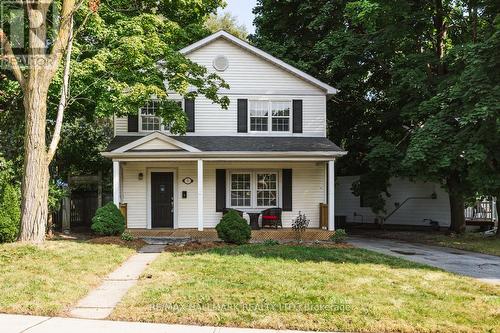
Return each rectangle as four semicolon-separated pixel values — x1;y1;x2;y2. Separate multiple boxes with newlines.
349;237;500;285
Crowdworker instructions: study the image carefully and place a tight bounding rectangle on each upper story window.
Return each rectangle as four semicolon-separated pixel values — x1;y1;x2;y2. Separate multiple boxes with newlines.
249;100;291;133
140;100;161;132
139;100;182;132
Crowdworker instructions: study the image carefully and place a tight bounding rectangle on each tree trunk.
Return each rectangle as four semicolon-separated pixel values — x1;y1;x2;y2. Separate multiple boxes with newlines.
447;176;465;234
495;196;499;237
18;76;50;243
433;0;448;75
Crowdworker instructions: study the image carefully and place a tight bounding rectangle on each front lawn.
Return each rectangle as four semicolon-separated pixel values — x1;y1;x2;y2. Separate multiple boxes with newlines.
0;238;139;316
111;244;500;333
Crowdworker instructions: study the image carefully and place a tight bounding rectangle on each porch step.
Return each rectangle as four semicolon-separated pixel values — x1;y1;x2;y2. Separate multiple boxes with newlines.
141;236;192;245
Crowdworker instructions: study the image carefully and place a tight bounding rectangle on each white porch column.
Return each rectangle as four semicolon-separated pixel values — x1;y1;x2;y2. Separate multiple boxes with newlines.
197;159;204;231
113;161;121;206
328;159;335;231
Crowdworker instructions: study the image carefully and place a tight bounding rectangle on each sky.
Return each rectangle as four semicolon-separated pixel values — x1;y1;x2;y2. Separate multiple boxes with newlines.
218;0;258;34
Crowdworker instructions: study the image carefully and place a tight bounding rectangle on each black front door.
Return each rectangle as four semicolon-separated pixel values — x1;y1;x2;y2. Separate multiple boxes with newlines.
151;172;174;228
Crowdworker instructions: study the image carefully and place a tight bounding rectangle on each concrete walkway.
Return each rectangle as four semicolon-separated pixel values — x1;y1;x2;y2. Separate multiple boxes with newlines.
69;245;164;319
349;237;500;285
0;314;335;333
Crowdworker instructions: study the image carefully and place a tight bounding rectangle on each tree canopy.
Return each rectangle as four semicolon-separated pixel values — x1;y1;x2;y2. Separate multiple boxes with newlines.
252;0;500;232
205;12;249;40
0;0;229;242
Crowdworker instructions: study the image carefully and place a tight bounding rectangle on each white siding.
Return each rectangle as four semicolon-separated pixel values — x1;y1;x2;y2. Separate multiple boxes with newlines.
114;38;327;137
115;117;128;135
188;39;324;95
133;139;182;150
121;161;326;229
335;176;451;227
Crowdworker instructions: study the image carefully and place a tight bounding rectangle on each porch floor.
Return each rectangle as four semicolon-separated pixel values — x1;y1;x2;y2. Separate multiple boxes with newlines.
127;228;335;241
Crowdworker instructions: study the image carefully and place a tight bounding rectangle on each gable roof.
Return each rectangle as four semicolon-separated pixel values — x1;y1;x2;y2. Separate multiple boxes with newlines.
180;31;339;95
112;132;201;153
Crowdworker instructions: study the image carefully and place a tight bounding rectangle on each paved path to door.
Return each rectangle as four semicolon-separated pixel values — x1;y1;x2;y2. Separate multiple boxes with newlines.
349;237;500;285
69;245;164;319
0;314;337;333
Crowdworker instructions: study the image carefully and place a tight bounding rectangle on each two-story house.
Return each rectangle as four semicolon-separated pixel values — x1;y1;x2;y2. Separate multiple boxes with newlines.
102;31;346;232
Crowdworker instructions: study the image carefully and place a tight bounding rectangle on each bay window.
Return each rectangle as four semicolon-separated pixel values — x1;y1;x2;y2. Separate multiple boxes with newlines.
229;171;279;208
249;100;291;132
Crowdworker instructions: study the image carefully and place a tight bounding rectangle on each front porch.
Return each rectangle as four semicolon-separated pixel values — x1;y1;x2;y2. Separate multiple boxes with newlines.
127;228;336;241
102;132;347;233
112;159;337;231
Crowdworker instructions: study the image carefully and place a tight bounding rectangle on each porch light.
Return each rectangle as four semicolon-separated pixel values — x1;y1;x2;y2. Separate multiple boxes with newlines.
138;173;144;180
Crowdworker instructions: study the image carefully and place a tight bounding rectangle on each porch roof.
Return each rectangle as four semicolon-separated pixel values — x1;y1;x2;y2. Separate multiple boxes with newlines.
105;134;344;153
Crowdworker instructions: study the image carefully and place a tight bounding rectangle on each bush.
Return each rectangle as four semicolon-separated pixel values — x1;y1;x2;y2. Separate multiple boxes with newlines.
329;229;347;243
263;239;279;246
216;209;251;244
292;211;310;242
91;203;125;236
0;184;21;243
121;231;135;241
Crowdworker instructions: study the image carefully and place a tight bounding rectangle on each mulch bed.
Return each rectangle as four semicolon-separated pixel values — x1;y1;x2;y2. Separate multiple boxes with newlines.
164;240;227;252
87;236;146;250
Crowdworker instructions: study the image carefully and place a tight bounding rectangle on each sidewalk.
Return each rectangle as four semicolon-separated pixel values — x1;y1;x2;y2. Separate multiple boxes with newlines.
0;314;336;333
69;244;164;319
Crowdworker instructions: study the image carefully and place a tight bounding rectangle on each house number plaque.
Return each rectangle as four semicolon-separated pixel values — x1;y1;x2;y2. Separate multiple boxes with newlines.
182;177;194;185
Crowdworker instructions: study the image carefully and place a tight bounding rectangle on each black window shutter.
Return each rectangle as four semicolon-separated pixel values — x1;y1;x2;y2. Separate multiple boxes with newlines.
237;99;248;133
128;115;139;132
216;169;226;212
185;99;195;132
292;99;303;133
282;169;292;211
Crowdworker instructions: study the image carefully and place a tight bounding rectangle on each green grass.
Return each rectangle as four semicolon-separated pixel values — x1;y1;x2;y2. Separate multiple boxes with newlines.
0;239;137;316
360;230;500;256
418;233;500;256
111;244;500;333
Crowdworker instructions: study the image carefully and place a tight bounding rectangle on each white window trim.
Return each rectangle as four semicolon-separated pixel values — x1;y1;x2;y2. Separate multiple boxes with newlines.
139;99;183;133
248;100;292;134
227;170;281;210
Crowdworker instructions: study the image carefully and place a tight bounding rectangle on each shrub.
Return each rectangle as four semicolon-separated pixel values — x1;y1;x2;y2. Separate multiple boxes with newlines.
263;239;279;246
292;211;310;242
216;209;251;244
91;203;125;236
121;231;135;241
330;229;347;243
0;184;21;243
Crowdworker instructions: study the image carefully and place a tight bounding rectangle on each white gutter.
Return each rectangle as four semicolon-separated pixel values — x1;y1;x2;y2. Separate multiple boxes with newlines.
101;151;347;159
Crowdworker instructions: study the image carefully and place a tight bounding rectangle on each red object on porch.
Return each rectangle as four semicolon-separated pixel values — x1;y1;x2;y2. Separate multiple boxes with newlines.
261;208;283;229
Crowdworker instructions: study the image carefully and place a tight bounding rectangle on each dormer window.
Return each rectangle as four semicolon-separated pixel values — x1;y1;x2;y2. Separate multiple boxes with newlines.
249;100;291;133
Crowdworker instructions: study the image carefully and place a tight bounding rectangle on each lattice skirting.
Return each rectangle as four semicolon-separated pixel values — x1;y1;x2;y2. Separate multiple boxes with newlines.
128;228;335;241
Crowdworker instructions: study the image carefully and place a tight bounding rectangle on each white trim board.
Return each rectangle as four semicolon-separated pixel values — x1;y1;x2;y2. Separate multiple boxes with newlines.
113;132;201;153
180;31;339;96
